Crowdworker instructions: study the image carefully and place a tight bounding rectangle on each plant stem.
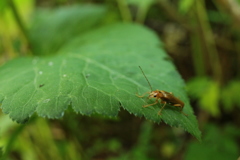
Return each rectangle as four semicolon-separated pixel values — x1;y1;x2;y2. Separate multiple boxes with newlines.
190;28;206;76
157;0;207;76
8;0;32;54
194;0;222;82
0;124;26;160
116;0;132;22
214;0;240;78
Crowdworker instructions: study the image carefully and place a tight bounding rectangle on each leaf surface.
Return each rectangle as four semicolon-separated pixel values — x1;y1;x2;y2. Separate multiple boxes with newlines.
0;23;201;140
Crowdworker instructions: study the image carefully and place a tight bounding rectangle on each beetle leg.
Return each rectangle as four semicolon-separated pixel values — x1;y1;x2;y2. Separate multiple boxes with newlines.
136;92;150;98
158;101;167;115
143;99;158;108
173;104;188;116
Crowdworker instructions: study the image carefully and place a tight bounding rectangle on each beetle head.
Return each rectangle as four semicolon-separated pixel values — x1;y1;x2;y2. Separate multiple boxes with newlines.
148;90;163;99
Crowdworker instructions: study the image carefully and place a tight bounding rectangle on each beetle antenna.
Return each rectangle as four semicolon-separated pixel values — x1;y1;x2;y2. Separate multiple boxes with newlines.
139;66;153;91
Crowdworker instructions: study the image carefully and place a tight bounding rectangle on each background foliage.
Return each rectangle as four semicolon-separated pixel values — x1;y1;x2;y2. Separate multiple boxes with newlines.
0;0;240;159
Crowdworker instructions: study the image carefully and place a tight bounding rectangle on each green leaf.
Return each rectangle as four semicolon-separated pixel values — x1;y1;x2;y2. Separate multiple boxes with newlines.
29;5;107;55
185;124;240;160
187;77;220;117
0;0;7;12
221;80;240;112
178;0;194;14
0;23;201;140
187;77;211;99
200;82;220;117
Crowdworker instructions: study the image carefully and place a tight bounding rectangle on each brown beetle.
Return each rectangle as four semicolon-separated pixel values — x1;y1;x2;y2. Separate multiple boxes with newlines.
137;66;188;116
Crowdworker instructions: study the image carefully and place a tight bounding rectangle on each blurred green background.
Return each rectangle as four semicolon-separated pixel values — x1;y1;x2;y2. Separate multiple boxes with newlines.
0;0;240;159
